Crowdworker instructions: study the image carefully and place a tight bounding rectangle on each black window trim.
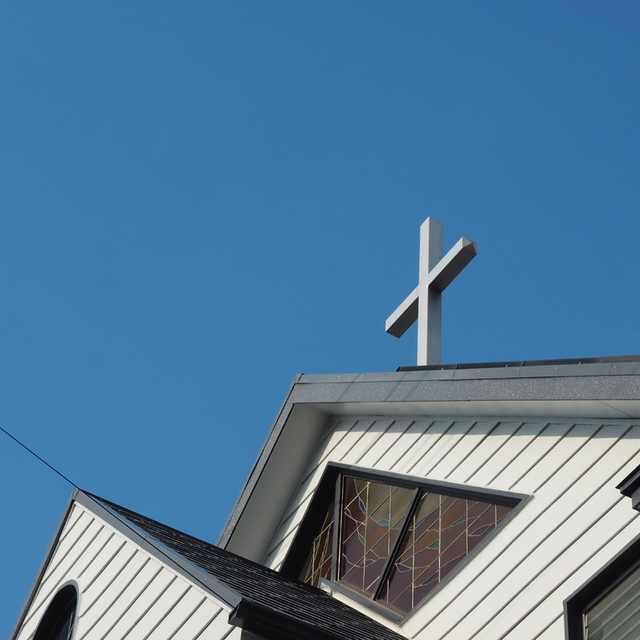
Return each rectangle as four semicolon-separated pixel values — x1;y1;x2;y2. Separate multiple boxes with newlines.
564;533;640;640
282;462;527;618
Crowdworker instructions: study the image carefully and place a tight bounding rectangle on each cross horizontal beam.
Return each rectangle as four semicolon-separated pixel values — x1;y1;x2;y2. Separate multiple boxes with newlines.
385;237;477;339
429;237;477;293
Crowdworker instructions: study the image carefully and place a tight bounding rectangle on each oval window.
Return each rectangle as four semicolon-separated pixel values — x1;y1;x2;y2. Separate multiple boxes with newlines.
33;584;77;640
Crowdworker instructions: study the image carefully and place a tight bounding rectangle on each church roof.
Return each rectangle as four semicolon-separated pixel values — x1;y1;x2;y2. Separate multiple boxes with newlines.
219;355;640;560
81;491;405;640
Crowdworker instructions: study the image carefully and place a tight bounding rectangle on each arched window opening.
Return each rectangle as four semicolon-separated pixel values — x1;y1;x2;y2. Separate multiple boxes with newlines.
33;584;77;640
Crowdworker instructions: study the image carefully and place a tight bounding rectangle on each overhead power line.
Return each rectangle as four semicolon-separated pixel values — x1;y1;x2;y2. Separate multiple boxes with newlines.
0;425;77;488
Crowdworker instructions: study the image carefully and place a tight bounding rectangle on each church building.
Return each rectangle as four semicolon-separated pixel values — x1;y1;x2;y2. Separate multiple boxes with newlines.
10;221;640;640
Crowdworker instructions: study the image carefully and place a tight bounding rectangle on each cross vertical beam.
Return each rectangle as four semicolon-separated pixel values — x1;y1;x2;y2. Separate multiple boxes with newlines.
385;218;477;366
418;218;443;366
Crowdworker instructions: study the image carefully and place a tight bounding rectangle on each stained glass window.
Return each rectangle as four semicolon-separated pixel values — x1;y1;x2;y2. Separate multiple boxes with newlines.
340;478;414;595
299;495;335;587
293;469;519;617
379;493;513;613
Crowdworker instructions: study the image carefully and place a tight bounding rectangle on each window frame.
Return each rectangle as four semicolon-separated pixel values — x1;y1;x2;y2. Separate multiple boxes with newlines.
564;534;640;640
282;463;526;619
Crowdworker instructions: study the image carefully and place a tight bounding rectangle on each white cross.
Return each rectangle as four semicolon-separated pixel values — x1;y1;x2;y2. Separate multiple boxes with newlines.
385;218;477;366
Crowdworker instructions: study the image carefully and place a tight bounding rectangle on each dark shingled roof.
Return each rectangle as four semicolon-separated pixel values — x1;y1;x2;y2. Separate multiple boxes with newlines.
88;493;405;640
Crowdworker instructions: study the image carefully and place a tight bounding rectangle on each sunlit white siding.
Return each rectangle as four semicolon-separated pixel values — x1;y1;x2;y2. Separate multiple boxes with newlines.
13;502;240;640
263;415;640;640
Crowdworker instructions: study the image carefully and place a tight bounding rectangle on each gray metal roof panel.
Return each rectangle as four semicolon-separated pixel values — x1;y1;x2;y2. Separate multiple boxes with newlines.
299;356;640;384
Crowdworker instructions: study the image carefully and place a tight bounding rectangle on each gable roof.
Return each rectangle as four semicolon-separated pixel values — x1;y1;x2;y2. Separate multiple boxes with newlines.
219;356;640;560
80;491;405;640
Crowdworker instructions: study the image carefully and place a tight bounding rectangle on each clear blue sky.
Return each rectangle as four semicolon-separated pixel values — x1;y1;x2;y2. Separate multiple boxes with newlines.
2;2;640;635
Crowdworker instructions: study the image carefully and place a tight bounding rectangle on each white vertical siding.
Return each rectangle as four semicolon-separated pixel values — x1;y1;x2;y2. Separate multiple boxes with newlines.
13;503;236;640
263;415;640;640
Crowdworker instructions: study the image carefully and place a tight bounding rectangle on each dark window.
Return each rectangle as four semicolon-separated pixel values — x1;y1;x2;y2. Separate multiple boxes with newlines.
33;584;77;640
565;535;640;640
585;565;640;639
283;464;523;617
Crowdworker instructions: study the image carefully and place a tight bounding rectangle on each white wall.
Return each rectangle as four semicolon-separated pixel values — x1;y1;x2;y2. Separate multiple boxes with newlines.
14;503;241;640
263;415;640;640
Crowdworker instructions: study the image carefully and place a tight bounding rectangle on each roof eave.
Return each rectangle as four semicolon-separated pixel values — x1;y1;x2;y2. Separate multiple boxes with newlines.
229;599;352;640
219;360;640;560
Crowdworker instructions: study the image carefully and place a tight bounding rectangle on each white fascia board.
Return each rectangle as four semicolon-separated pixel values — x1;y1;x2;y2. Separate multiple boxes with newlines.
220;403;327;561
